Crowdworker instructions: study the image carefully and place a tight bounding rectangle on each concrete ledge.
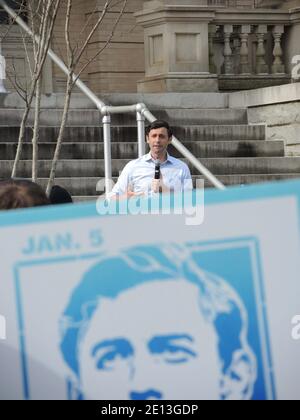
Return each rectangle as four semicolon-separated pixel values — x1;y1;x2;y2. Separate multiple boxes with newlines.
0;92;229;110
220;75;291;92
236;85;300;155
137;74;219;94
229;82;300;109
103;93;227;108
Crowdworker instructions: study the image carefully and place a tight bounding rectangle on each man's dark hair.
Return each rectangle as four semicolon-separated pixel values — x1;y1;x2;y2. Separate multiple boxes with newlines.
50;185;73;205
0;179;49;210
146;120;173;139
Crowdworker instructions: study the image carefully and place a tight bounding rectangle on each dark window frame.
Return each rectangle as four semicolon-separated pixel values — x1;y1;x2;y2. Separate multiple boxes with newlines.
0;1;27;25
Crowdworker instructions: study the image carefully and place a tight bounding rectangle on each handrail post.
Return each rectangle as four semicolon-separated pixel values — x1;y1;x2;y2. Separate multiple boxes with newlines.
0;42;7;93
102;113;112;196
136;108;146;158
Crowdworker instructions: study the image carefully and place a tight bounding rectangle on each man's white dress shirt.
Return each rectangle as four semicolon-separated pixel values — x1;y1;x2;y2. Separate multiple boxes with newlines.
110;152;193;196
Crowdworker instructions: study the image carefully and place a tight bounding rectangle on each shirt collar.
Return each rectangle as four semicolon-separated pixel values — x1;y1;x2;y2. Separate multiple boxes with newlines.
144;152;173;164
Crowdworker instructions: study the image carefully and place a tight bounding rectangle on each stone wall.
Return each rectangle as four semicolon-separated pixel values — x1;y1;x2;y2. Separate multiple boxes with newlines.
51;0;144;93
282;1;300;9
248;102;300;156
49;0;278;93
229;83;300;156
0;25;53;94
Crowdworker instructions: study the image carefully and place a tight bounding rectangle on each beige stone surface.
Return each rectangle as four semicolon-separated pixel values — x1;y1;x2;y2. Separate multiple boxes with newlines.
229;82;300;108
248;101;300;126
0;0;297;93
138;73;219;92
247;101;300;154
51;0;144;93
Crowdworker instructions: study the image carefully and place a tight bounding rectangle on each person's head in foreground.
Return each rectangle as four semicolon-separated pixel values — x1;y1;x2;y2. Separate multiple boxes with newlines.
60;244;257;400
0;179;49;210
49;185;73;205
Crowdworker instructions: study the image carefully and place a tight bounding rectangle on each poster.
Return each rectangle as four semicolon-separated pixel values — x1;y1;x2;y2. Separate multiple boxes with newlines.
0;180;300;400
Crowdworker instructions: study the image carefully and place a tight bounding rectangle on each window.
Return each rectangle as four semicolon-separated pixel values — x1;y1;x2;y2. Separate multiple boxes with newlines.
0;0;27;25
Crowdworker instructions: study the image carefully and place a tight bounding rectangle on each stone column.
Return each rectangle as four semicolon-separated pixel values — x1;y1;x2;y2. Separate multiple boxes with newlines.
222;25;234;75
209;25;217;74
288;8;300;79
255;25;269;75
272;25;285;75
239;25;251;75
135;0;218;93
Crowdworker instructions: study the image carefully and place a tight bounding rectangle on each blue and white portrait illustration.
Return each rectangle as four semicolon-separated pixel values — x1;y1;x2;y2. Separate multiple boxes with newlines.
59;242;273;400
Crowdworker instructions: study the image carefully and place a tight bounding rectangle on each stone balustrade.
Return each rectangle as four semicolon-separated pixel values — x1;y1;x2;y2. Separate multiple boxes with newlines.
136;1;297;92
210;22;290;90
207;0;226;6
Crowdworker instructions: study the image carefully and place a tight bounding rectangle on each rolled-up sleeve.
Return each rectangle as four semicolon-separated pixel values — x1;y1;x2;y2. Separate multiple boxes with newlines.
182;164;193;190
107;162;133;198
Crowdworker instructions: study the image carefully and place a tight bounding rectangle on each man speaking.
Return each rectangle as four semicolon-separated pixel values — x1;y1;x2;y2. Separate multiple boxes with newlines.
109;120;193;198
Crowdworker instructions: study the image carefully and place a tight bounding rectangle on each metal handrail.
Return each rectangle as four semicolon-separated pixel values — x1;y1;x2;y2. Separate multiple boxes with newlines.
0;0;226;192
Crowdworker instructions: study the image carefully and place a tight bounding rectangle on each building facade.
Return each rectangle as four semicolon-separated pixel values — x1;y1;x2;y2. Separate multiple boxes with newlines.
0;0;299;93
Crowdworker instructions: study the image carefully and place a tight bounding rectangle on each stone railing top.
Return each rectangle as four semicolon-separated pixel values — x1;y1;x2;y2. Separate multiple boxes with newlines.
137;3;292;25
213;7;291;24
290;7;300;23
143;0;208;8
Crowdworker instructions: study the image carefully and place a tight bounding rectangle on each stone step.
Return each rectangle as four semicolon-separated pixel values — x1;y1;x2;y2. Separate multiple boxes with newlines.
0;140;284;160
2;157;300;178
0;124;266;143
30;173;300;197
0;92;229;110
0;108;247;126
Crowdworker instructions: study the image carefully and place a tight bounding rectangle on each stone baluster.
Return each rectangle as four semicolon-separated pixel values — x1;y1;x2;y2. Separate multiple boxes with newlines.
239;25;251;75
255;25;269;75
223;25;234;75
272;25;285;74
208;25;217;74
232;37;241;75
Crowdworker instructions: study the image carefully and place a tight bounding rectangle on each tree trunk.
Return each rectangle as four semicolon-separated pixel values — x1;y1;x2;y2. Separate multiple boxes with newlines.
32;76;41;182
46;75;73;196
11;102;31;178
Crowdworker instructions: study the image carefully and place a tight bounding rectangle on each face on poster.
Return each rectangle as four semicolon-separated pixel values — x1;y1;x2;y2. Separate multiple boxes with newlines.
0;182;300;400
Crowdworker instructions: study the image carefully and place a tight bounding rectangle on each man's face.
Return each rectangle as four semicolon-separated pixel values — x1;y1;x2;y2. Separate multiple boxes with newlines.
79;281;222;400
146;127;172;158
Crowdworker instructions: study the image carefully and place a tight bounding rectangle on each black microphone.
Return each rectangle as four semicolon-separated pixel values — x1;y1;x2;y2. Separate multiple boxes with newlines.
154;160;161;180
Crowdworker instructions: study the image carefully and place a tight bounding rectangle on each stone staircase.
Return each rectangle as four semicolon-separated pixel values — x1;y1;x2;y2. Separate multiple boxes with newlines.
1;93;300;201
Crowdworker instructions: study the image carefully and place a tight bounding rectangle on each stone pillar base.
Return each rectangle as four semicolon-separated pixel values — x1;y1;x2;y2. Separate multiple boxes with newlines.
138;73;219;93
218;74;291;91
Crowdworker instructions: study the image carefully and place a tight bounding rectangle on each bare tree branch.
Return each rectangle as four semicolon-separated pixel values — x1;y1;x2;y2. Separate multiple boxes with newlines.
10;0;60;178
2;0;131;193
32;75;41;182
0;0;25;42
75;0;111;65
46;0;128;194
65;0;73;67
76;0;128;81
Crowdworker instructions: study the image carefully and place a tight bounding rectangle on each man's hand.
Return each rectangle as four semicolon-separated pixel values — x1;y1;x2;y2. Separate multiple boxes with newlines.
151;179;169;194
108;191;145;201
126;191;145;198
151;179;161;194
